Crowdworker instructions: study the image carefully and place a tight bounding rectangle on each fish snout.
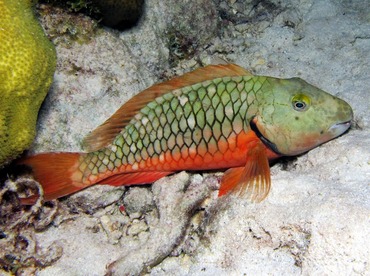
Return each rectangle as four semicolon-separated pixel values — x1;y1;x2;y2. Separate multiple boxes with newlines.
327;102;353;137
327;120;351;137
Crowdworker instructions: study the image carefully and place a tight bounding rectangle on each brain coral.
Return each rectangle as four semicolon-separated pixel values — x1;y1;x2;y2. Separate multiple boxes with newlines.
0;0;57;166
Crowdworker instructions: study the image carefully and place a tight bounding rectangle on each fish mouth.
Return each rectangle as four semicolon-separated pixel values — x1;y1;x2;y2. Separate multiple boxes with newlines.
250;118;282;155
327;120;352;137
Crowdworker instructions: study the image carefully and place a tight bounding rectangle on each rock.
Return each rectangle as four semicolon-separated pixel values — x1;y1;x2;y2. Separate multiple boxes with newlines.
92;0;144;29
122;187;155;215
126;218;148;236
106;172;214;275
100;214;123;244
63;185;125;214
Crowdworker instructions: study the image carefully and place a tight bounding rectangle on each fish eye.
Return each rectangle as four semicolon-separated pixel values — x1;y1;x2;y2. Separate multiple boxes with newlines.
293;100;306;110
292;94;310;111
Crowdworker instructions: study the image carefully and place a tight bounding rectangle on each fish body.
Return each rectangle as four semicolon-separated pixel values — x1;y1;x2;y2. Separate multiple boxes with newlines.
20;64;353;204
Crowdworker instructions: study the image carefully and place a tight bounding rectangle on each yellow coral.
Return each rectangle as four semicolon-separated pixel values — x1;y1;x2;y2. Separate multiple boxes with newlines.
0;0;56;166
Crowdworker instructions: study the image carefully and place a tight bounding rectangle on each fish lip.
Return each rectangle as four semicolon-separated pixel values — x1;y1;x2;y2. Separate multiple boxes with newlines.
250;118;283;156
327;120;352;136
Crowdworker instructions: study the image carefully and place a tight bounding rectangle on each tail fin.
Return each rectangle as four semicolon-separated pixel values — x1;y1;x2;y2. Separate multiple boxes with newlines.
19;152;88;204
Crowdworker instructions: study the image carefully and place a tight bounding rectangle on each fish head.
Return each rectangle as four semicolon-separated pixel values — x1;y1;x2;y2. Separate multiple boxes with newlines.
252;77;353;156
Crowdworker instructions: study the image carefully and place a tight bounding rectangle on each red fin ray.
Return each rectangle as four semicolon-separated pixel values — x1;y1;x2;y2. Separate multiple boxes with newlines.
98;171;173;186
20;184;84;205
218;140;271;202
19;153;86;204
218;166;244;196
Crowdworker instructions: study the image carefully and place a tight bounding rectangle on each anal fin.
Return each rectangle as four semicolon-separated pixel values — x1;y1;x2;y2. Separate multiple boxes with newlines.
98;171;173;186
218;141;271;202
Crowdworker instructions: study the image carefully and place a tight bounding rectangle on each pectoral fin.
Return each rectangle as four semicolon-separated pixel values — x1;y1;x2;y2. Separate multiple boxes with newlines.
218;141;271;202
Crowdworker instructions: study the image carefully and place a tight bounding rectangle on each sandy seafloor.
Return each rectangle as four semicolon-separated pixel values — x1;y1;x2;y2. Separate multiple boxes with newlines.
2;0;370;275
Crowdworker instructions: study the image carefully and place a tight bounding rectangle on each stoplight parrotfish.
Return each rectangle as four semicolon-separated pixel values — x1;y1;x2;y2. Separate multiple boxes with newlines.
20;64;353;204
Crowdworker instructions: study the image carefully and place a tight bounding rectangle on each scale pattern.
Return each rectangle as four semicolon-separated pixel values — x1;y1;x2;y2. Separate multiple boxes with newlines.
78;76;268;183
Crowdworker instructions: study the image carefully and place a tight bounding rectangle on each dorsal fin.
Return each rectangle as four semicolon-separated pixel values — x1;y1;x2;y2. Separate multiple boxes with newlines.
83;64;252;151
